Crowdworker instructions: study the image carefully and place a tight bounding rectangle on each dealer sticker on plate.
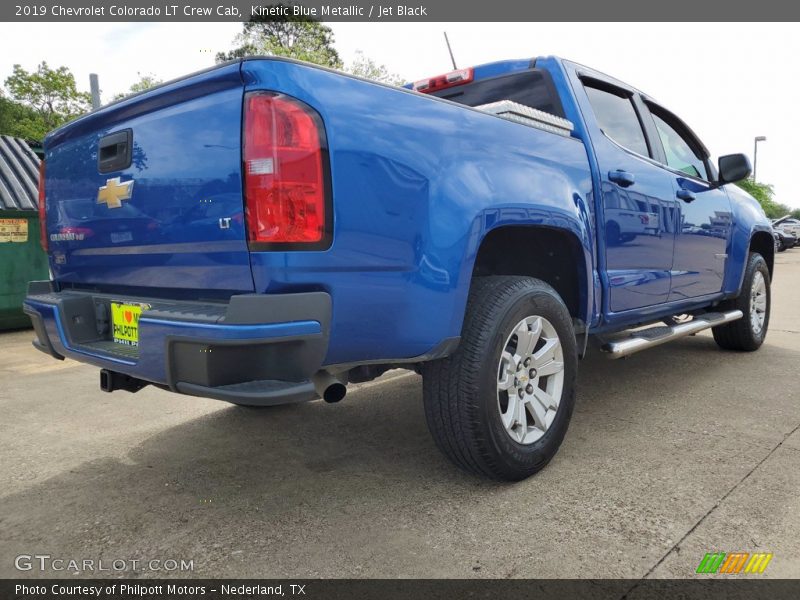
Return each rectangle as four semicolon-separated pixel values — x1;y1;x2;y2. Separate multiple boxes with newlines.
110;302;147;346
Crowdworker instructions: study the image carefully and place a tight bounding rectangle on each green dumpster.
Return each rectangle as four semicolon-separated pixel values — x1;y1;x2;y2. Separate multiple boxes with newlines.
0;136;49;330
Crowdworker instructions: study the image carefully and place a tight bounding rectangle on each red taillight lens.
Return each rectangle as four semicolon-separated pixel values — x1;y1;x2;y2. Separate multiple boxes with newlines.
243;93;327;245
38;160;47;252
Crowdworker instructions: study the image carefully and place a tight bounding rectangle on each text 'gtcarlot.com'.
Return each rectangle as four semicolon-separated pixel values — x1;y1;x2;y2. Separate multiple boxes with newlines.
14;553;193;573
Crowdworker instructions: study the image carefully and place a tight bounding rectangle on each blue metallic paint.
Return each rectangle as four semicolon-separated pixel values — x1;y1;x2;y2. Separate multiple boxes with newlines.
556;58;771;326
44;63;253;295
722;183;774;294
241;58;593;364
668;177;732;302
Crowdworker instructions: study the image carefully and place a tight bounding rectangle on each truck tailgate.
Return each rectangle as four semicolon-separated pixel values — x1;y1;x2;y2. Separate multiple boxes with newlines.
43;63;253;295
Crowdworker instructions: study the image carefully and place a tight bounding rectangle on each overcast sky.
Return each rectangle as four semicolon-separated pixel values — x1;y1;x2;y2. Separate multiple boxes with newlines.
1;22;797;207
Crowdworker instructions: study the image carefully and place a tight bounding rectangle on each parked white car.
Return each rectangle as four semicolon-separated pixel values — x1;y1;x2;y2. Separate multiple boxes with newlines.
773;216;800;238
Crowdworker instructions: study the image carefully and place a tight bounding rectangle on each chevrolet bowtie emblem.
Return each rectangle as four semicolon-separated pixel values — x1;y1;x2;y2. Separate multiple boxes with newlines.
97;177;134;209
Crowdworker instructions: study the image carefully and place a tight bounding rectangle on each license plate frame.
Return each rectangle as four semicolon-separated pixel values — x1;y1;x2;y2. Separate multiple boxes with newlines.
110;231;133;244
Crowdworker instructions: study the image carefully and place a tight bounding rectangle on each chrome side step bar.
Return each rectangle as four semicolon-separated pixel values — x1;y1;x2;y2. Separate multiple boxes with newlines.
601;310;744;359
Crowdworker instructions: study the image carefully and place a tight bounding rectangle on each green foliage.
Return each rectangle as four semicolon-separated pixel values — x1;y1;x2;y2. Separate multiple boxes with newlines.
216;11;342;68
0;94;40;140
346;50;405;86
3;62;91;140
215;9;407;85
736;178;774;208
735;178;793;219
113;72;164;101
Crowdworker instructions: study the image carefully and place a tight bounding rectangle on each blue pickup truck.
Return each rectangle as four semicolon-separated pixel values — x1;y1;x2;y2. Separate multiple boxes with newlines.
24;56;773;480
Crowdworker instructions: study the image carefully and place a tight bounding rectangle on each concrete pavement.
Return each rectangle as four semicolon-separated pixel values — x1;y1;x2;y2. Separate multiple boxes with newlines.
1;251;798;579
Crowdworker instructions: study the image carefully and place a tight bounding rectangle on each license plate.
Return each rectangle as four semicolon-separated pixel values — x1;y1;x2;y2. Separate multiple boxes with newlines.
110;302;144;346
110;231;133;243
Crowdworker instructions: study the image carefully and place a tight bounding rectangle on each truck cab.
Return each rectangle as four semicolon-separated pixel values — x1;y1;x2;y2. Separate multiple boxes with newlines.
421;57;773;326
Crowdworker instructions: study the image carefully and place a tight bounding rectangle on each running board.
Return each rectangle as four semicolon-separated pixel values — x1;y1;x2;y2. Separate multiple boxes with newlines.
601;310;744;359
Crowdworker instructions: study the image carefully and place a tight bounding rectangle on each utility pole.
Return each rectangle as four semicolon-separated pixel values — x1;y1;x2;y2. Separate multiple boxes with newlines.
443;32;457;70
89;73;101;110
753;135;766;182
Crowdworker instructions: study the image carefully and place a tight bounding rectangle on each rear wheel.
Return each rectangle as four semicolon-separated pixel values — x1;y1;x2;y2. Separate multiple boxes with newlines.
606;222;621;246
422;276;577;481
712;252;770;351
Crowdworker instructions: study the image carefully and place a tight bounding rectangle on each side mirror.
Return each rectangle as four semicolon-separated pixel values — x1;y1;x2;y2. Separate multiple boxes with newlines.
718;153;752;184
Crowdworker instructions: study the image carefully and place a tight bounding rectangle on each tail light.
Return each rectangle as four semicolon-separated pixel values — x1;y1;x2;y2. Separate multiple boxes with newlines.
38;161;47;252
412;68;474;94
243;92;329;247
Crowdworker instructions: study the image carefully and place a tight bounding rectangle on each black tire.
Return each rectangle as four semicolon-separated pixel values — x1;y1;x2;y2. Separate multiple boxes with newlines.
606;222;621;246
422;276;577;481
712;252;771;351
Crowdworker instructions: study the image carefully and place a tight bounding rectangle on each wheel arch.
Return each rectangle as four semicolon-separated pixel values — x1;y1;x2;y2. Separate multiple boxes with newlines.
468;224;592;326
749;229;775;279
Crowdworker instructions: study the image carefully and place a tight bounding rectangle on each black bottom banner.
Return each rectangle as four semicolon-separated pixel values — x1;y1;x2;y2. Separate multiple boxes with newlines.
3;579;800;600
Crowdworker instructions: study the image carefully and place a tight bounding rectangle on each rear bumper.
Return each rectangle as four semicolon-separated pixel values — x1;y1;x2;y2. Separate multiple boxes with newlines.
23;281;330;403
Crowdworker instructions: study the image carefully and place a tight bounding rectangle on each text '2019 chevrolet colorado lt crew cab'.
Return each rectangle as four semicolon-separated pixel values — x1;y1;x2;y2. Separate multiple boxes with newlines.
24;56;773;480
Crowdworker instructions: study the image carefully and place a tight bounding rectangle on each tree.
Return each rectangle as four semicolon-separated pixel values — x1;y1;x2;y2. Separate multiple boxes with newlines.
215;11;342;68
346;50;405;86
3;62;91;140
735;178;794;220
113;72;163;101
0;94;41;140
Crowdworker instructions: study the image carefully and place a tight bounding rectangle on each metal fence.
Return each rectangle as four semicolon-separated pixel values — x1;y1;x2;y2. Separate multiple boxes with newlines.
0;135;40;212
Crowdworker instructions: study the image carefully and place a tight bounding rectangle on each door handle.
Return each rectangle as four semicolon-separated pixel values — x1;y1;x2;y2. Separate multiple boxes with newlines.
98;129;132;173
676;189;696;203
608;170;635;187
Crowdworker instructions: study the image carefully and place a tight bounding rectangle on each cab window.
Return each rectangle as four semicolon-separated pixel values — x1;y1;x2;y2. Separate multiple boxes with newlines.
429;69;565;118
649;110;710;181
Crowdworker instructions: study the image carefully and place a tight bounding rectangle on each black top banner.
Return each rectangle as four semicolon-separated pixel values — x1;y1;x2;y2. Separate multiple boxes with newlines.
3;0;800;22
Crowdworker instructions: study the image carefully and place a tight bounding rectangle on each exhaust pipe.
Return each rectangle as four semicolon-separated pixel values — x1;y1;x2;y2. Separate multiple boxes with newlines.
100;369;147;393
312;371;347;403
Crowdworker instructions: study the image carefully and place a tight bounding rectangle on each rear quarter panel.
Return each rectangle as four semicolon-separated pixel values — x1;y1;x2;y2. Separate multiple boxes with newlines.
242;59;594;365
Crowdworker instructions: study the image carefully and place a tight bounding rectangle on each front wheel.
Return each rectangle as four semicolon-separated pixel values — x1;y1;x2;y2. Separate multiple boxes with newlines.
422;276;577;481
712;252;771;351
